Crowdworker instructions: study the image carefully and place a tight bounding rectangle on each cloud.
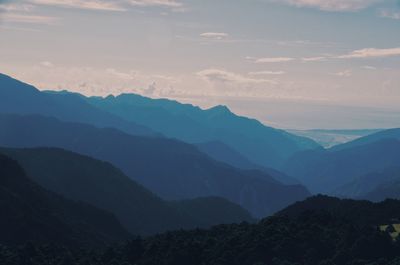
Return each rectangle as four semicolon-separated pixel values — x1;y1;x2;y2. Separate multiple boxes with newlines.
338;47;400;59
302;56;326;62
200;32;229;40
334;70;352;77
27;0;184;12
40;61;54;67
197;68;277;85
380;9;400;20
255;57;295;63
29;0;126;11
275;0;382;12
128;0;183;8
1;13;58;24
362;65;377;70
249;71;285;75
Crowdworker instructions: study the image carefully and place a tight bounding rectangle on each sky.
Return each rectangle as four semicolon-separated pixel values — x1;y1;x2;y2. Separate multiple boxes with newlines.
0;0;400;129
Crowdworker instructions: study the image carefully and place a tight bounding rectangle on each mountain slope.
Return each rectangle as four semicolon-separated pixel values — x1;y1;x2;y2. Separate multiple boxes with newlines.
334;167;400;199
331;128;400;151
0;114;310;218
85;93;319;168
197;141;300;185
1;147;254;234
0;154;129;247
0;73;154;136
283;138;400;193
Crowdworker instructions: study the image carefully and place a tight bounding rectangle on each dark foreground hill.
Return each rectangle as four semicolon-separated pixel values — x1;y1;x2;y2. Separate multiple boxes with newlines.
1;147;254;235
0;154;129;248
0;114;310;218
2;195;400;265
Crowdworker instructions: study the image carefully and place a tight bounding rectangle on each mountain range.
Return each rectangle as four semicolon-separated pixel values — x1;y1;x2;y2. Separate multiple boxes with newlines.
0;113;310;218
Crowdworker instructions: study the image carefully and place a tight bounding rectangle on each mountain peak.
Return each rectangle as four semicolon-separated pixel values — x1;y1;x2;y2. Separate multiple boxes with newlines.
207;105;231;114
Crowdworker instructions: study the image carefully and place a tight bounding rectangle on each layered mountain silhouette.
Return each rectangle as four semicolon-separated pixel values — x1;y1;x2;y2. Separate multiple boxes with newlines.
196;141;300;185
283;135;400;193
1;147;254;235
0;73;155;136
334;167;400;199
0;154;129;247
0;113;310;218
84;93;319;168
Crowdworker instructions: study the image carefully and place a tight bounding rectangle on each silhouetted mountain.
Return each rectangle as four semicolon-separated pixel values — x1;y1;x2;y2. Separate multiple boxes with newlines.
170;197;255;227
197;141;300;185
5;195;400;265
277;195;400;226
0;154;129;247
1;147;254;234
331;128;400;151
363;178;400;202
283;139;400;193
0;113;310;218
85;93;319;168
0;73;155;136
334;167;400;199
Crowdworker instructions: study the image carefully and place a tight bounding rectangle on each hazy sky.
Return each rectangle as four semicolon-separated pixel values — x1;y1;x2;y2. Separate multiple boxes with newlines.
1;0;400;129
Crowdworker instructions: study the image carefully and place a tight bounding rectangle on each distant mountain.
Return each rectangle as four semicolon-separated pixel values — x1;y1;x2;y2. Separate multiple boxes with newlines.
170;197;255;227
0;73;155;136
84;93;319;168
330;128;400;151
0;154;129;247
363;177;400;202
196;141;299;185
0;113;310;218
283;138;400;193
288;129;382;148
1;147;254;234
334;167;400;199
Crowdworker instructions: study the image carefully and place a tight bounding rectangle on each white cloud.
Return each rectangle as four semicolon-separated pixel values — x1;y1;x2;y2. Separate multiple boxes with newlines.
2;13;58;24
200;32;229;40
40;61;54;67
302;56;326;62
276;0;381;12
249;71;285;75
29;0;126;11
197;68;277;85
362;65;377;70
255;57;295;63
339;47;400;59
334;70;352;77
380;9;400;20
128;0;183;8
26;0;184;12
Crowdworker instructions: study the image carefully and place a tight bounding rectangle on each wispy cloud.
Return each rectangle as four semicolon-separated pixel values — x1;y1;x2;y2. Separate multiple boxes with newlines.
275;0;382;12
128;0;183;8
197;68;278;85
2;13;58;24
334;69;352;77
301;56;327;62
254;57;295;63
200;32;229;40
380;9;400;20
29;0;126;11
338;47;400;59
249;71;285;75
